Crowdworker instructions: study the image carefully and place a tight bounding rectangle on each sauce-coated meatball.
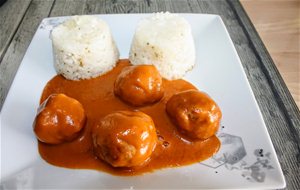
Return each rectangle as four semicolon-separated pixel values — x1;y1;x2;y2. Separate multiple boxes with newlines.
114;65;164;106
92;111;157;167
33;94;86;144
166;90;222;140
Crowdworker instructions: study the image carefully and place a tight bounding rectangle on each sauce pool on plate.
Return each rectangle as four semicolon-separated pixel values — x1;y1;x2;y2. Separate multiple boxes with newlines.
37;59;220;176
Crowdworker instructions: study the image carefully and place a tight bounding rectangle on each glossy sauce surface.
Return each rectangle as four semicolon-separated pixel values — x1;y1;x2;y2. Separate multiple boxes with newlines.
39;59;220;176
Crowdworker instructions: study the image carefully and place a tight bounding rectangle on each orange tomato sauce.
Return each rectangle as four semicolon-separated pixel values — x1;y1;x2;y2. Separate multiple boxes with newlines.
38;59;220;176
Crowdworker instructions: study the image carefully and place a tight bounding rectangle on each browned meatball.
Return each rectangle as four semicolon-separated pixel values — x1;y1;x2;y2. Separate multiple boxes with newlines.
114;65;164;106
92;111;157;167
166;90;222;140
33;94;86;144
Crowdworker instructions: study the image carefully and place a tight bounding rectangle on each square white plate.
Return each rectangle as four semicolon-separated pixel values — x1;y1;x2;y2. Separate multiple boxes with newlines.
0;14;285;189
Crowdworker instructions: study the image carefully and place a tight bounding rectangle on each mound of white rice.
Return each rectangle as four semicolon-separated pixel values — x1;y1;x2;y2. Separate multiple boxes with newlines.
129;12;196;80
51;15;119;80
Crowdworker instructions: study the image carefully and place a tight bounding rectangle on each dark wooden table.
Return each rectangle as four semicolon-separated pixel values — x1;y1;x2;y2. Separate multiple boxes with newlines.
0;0;299;189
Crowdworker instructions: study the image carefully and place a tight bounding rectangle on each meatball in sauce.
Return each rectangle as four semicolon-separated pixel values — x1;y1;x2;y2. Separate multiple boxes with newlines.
92;111;157;168
33;93;86;144
114;65;164;106
166;90;222;140
37;59;220;176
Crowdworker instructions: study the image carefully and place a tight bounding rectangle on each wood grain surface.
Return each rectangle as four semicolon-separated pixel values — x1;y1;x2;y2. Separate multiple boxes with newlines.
241;0;300;109
0;0;299;189
0;0;54;107
0;0;31;59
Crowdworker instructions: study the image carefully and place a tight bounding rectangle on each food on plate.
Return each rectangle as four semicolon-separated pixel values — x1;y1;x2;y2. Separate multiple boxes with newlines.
166;90;222;140
38;60;220;176
114;65;164;106
92;110;157;167
51;15;119;80
33;93;86;144
34;13;222;176
129;12;196;80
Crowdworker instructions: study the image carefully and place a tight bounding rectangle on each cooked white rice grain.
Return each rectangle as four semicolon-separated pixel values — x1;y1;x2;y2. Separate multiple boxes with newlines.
129;12;196;80
51;15;119;80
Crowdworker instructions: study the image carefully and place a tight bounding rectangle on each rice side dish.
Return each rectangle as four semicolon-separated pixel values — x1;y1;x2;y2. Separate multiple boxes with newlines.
129;12;196;80
51;15;119;80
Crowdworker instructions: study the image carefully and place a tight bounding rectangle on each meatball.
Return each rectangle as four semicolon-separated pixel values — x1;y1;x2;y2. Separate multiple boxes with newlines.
33;94;86;144
166;90;222;140
92;111;157;167
114;65;164;106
